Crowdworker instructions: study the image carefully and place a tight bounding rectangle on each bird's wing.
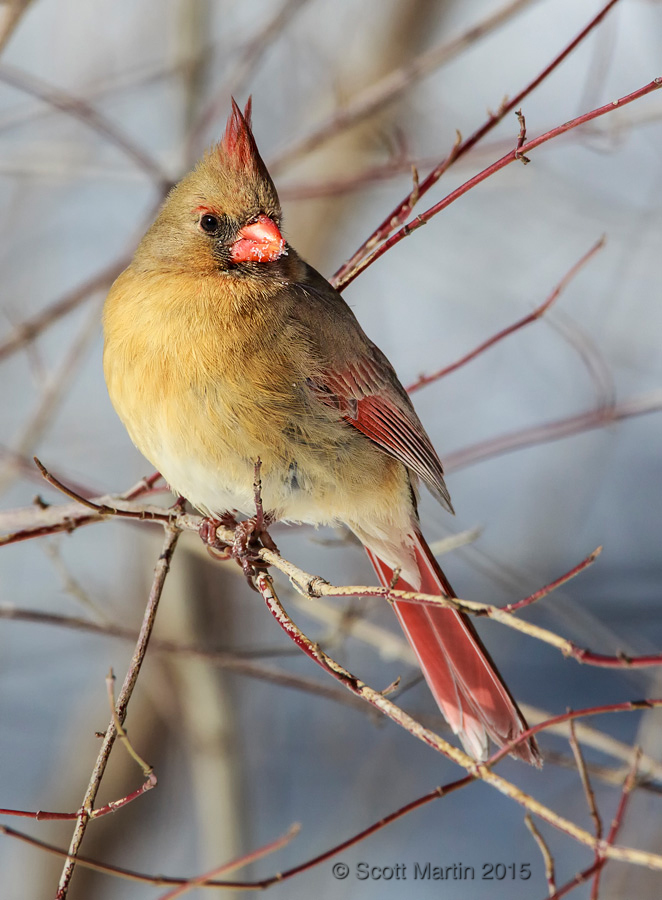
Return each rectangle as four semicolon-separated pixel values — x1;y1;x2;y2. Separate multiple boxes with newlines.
307;345;453;512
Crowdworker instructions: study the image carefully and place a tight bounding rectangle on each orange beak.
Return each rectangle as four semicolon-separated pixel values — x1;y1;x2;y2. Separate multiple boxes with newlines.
230;215;285;263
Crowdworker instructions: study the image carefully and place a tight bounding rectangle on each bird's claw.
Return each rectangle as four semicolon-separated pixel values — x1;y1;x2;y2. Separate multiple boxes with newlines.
230;514;278;590
199;513;238;561
199;512;278;589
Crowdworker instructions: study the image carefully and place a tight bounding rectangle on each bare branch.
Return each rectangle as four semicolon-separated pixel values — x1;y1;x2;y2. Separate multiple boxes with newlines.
445;390;662;474
0;257;127;363
406;237;606;393
525;815;557;896
187;0;311;162
332;0;624;289
271;0;544;173
55;525;180;898
0;64;170;186
256;572;662;870
341;76;662;286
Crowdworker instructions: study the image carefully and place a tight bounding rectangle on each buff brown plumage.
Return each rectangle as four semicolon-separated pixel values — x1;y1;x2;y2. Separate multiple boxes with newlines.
103;99;540;764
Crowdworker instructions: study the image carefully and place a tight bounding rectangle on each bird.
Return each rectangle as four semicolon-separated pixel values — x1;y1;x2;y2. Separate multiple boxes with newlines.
103;98;540;765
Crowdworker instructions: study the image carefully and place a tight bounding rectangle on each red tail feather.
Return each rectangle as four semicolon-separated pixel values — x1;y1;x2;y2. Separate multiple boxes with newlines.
366;531;541;765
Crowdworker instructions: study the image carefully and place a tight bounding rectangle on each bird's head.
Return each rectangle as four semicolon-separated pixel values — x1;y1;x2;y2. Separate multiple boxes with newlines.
135;98;289;277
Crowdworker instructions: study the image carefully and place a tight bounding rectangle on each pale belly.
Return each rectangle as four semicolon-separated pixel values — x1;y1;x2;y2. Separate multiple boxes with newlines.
153;437;328;524
109;356;418;578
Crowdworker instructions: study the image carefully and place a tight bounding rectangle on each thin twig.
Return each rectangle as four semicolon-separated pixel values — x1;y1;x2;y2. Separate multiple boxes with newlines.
32;457;174;522
0;0;33;54
255;573;662;870
0;768;156;822
156;823;301;899
525;815;557;895
341;76;662;287
332;0;624;288
0;298;102;495
271;0;541;174
105;669;154;777
186;0;311;162
546;749;641;900
503;547;602;613
55;525;180;899
406;237;605;393
590;747;641;900
445;390;662;474
514;108;531;163
0;257;128;362
568;718;603;887
0;64;170;186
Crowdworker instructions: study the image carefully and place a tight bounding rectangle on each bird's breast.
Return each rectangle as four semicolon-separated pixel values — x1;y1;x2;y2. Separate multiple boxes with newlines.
103;268;412;531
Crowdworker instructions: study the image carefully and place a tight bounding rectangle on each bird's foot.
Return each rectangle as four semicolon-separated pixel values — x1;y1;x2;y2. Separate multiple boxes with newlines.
199;513;238;561
231;512;279;589
199;512;278;587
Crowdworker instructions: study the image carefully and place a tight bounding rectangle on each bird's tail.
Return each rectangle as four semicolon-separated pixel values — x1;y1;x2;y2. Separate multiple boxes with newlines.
366;529;541;765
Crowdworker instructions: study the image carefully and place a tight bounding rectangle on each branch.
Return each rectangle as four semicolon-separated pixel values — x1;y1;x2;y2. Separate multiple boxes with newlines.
0;257;128;363
6;466;662;673
186;0;311;162
0;741;650;890
155;823;301;900
568;719;603;888
445;390;662;473
0;64;170;186
406;237;605;393
55;525;180;899
332;0;624;288
0;299;101;494
525;814;557;896
0;0;33;55
546;749;641;900
256;572;662;870
590;748;641;900
341;76;662;287
270;0;536;174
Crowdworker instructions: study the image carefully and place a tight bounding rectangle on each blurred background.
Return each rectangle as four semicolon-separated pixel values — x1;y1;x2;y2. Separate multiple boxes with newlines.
0;0;661;897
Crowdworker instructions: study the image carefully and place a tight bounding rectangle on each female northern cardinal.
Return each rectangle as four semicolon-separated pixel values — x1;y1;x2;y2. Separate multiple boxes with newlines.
103;99;540;765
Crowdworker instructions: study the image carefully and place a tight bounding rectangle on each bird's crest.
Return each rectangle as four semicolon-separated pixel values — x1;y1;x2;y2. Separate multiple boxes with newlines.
218;97;260;172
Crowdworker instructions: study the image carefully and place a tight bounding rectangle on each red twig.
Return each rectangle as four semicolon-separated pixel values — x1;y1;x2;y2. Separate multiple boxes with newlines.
332;0;624;289
546;749;641;900
503;547;602;613
0;775;156;822
156;823;301;899
0;749;646;895
0;781;469;891
341;77;661;287
406;237;605;393
490;703;659;767
591;747;641;899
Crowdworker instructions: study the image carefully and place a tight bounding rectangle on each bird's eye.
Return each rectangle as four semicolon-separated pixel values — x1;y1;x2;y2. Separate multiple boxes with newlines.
199;214;219;234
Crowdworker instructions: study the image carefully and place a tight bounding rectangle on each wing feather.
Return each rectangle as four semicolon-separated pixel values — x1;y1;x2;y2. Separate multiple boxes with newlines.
308;348;453;512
